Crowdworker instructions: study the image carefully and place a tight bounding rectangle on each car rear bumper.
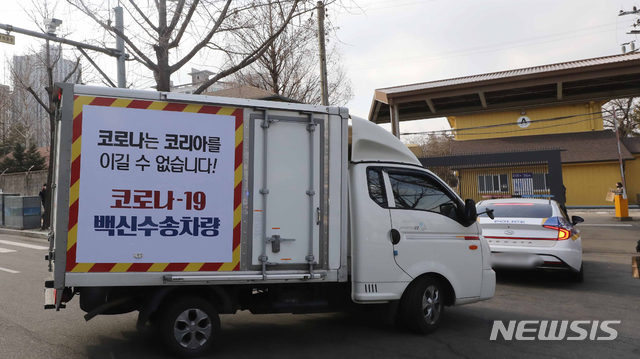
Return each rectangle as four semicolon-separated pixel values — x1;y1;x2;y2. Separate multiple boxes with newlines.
489;242;582;272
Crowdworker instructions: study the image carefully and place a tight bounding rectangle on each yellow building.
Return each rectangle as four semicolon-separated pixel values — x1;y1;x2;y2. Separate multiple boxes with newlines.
369;53;640;207
448;104;638;206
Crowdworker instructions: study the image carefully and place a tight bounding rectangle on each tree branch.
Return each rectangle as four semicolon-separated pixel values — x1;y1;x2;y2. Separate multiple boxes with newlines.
67;0;158;71
170;0;232;72
122;3;161;41
26;87;53;116
167;0;186;32
63;57;82;82
127;0;159;32
193;1;301;94
168;0;200;49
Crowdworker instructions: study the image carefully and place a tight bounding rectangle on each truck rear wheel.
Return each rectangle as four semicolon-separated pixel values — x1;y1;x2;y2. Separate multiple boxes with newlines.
160;296;220;358
401;276;444;334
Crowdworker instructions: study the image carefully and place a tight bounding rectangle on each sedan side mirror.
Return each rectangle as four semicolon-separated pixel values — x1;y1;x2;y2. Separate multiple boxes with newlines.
571;215;584;225
463;199;478;226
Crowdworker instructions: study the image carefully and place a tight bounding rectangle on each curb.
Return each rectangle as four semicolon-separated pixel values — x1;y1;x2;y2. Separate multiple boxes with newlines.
0;227;48;240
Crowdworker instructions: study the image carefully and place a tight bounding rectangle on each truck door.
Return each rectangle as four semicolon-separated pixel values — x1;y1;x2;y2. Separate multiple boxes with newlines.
384;168;483;299
251;113;322;267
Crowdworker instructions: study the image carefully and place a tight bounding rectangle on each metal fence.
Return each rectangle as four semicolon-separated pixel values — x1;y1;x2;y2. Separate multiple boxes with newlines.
419;149;565;205
425;162;551;203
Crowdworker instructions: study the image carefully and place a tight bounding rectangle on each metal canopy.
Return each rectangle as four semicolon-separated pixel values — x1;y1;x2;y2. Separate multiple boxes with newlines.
369;53;640;127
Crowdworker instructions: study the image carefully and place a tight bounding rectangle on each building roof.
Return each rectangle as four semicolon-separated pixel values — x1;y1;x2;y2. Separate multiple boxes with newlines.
621;137;640;154
203;84;300;103
370;52;640;123
450;130;634;164
188;68;214;76
379;52;640;95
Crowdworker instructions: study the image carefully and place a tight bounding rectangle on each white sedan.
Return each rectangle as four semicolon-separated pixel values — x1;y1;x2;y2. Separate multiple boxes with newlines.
477;198;584;282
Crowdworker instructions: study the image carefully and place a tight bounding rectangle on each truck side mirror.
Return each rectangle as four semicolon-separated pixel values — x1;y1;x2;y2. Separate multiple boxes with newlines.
463;199;477;226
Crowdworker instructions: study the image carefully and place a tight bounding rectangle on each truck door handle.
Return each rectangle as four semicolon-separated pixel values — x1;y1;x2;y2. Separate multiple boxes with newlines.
390;229;401;245
266;235;295;253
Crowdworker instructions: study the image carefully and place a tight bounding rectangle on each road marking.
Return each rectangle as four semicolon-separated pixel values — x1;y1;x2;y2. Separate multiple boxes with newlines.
595;212;609;214
577;224;633;227
0;240;48;250
0;247;17;253
0;267;19;274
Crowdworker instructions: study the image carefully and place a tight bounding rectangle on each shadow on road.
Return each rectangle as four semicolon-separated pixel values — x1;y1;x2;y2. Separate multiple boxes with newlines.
495;260;639;296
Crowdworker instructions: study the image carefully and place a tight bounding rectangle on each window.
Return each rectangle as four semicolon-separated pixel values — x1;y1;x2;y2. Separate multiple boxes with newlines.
533;173;550;191
479;203;553;218
388;171;459;220
367;168;387;208
478;174;508;192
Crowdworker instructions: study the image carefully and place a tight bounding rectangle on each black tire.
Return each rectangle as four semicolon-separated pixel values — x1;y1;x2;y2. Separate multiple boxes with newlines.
569;264;584;283
400;276;445;334
160;296;220;358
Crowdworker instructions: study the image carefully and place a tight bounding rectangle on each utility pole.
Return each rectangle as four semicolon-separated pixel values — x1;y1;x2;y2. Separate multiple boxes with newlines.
43;18;63;230
317;1;329;106
115;7;126;88
619;7;640;53
613;110;628;199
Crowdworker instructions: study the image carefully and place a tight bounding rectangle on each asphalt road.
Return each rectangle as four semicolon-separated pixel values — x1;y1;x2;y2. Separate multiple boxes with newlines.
0;211;639;359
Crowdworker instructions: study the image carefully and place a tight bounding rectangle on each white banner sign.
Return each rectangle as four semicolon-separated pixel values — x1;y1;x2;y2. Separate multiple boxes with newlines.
76;105;236;263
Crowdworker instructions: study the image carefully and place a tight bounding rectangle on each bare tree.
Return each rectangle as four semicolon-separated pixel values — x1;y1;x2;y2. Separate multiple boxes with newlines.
602;98;640;137
10;0;82;229
0;84;12;156
404;132;457;188
67;0;328;93
231;2;353;105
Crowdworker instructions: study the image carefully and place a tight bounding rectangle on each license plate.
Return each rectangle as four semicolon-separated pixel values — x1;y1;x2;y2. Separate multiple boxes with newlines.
491;252;543;269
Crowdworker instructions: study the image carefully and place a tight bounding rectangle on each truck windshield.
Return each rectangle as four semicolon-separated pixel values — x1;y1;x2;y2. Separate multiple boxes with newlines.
479;203;553;218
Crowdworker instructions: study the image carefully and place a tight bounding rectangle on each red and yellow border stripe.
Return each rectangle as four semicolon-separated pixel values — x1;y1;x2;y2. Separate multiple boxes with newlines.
66;95;243;273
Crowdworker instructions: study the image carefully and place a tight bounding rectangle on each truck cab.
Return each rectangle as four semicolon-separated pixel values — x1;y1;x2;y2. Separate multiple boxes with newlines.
349;116;495;310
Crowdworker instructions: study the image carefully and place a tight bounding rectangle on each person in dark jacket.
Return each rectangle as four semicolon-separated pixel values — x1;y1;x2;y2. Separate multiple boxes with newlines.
39;183;46;206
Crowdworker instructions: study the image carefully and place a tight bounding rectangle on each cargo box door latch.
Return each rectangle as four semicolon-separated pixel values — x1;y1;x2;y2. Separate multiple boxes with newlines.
266;235;295;253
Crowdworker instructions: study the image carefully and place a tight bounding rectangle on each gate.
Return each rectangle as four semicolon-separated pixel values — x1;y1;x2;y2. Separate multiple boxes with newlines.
419;149;565;205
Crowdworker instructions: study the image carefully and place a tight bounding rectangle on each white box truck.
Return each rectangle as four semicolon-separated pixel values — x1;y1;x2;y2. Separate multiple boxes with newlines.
45;83;495;357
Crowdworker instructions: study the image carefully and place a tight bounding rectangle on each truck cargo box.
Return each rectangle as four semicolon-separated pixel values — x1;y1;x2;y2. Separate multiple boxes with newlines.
49;84;348;290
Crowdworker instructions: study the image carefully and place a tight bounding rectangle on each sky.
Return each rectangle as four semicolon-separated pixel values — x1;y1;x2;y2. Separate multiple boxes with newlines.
1;0;640;135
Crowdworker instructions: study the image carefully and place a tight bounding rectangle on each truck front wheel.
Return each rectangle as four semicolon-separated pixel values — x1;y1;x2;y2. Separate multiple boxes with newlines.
401;276;444;334
160;296;221;358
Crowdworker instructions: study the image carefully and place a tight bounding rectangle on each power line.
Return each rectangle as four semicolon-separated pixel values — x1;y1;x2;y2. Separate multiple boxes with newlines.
347;22;617;70
457;117;597;137
400;111;605;136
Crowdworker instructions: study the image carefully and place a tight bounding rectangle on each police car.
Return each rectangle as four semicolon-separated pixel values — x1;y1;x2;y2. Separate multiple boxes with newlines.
477;198;584;282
